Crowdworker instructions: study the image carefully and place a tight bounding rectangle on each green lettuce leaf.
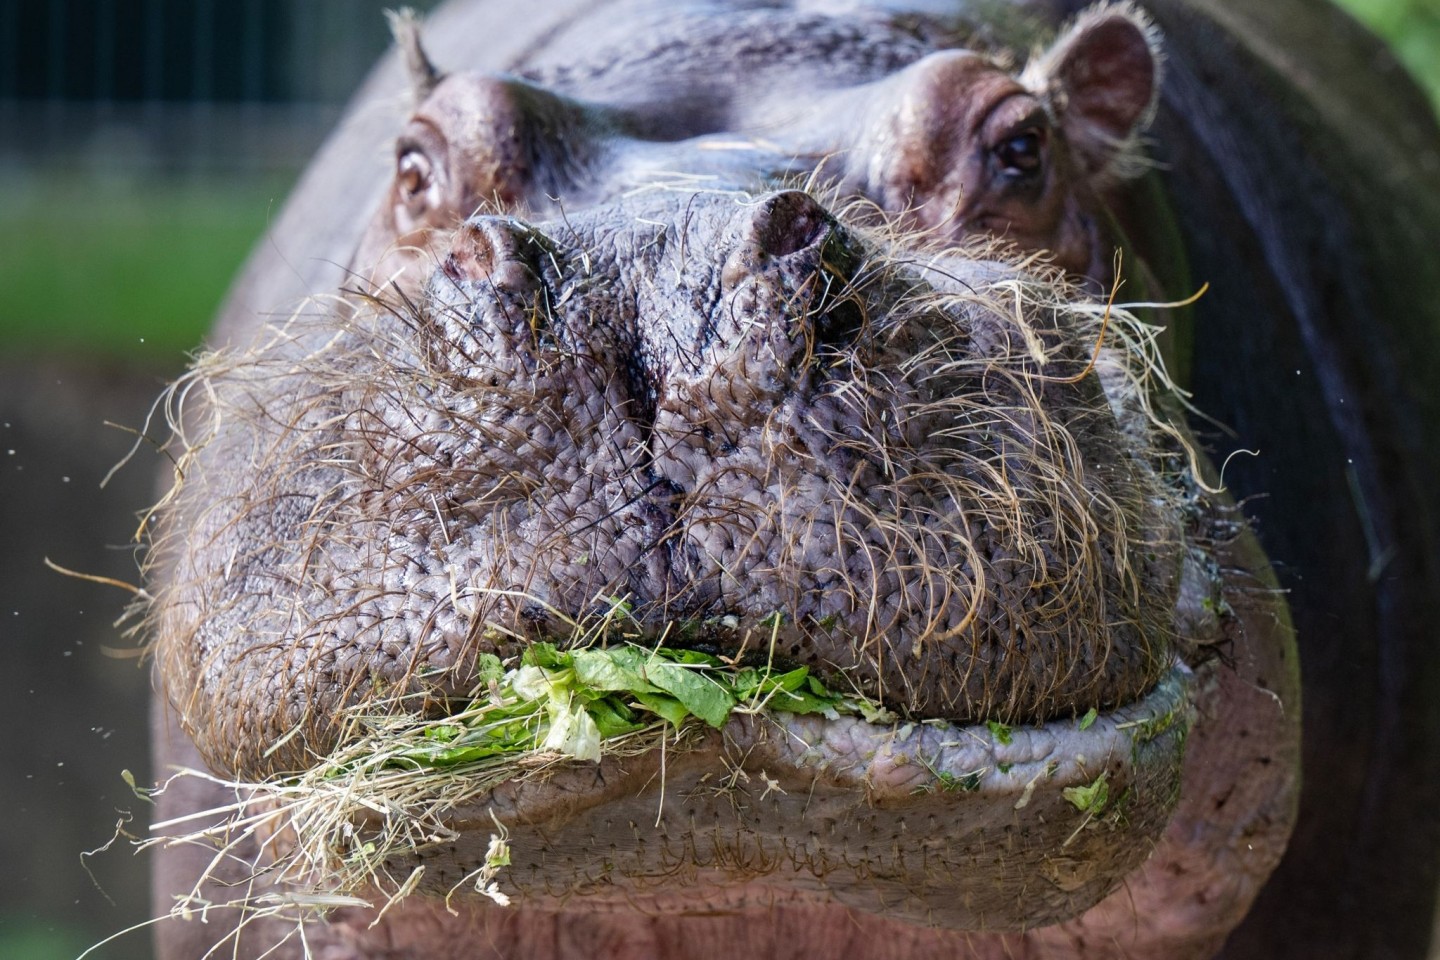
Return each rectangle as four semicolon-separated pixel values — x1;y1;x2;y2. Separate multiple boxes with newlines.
642;657;734;727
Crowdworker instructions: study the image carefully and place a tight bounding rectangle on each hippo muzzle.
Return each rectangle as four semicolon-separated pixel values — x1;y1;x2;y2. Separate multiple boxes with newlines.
154;185;1207;929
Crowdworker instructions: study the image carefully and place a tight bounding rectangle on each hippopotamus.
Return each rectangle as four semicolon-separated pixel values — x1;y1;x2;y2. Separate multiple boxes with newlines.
144;1;1440;958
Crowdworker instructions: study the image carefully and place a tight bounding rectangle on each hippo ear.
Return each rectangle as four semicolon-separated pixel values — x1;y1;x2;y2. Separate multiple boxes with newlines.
1021;3;1161;185
386;7;444;104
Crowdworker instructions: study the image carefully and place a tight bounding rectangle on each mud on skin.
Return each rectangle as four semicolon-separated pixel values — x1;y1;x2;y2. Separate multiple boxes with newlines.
146;3;1299;959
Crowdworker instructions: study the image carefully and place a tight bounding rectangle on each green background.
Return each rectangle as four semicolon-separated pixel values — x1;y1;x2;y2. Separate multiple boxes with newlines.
1;0;1434;363
1346;0;1440;105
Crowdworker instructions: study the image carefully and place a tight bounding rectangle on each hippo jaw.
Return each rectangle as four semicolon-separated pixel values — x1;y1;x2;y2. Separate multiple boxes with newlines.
148;185;1205;931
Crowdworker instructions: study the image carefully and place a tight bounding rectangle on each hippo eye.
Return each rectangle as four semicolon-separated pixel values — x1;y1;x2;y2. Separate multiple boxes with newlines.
994;129;1045;178
397;150;433;204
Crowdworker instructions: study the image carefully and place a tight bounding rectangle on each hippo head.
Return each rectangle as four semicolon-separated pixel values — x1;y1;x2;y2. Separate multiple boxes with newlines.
148;5;1297;958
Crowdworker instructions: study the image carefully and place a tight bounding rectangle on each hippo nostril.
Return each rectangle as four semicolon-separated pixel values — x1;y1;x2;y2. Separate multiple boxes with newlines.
441;217;543;295
748;190;833;258
718;191;868;360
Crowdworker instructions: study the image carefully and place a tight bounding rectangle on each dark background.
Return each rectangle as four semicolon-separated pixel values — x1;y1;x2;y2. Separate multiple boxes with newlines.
0;1;1432;958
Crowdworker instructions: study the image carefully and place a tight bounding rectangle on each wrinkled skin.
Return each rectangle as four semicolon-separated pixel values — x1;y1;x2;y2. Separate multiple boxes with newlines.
146;3;1315;959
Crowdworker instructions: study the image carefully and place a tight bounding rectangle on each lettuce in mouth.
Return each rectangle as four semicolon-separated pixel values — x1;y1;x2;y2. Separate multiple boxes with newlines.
139;634;899;915
388;639;887;769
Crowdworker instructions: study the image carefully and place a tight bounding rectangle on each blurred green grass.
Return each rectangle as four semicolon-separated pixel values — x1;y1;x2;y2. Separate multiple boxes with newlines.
1337;0;1440;105
0;918;90;960
0;174;295;359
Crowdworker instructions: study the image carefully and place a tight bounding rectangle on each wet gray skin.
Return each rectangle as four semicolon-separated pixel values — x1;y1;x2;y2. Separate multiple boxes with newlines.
149;3;1300;959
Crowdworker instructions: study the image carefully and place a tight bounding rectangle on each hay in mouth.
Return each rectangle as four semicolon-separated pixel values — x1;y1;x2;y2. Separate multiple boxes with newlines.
146;605;891;911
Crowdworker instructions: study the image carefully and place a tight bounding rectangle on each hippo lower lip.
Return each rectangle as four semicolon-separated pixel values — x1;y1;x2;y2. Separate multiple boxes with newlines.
369;664;1193;929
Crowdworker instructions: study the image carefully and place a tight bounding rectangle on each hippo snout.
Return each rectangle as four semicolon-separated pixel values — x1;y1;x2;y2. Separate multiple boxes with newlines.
153;187;1186;798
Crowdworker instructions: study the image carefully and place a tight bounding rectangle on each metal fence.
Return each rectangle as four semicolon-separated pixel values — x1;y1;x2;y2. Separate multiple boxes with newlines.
0;0;441;175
